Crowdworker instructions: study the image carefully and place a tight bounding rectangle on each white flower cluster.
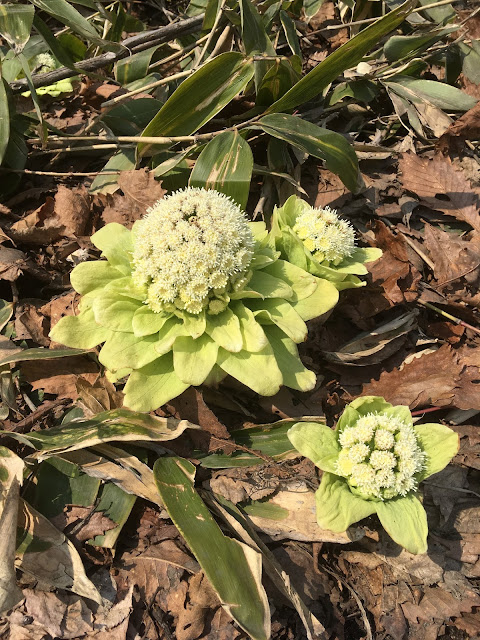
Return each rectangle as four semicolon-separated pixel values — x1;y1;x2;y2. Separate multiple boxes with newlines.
132;188;255;315
336;413;426;500
293;206;356;264
36;53;56;72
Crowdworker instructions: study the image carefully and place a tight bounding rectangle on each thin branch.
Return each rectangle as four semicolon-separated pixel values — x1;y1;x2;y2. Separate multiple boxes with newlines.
307;0;464;35
0;167;122;177
9;14;204;93
101;68;193;107
193;0;227;69
148;32;211;71
28;117;261;148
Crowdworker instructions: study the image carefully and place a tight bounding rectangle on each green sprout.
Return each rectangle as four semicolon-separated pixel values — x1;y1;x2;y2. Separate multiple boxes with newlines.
287;396;460;554
269;195;382;290
50;188;341;411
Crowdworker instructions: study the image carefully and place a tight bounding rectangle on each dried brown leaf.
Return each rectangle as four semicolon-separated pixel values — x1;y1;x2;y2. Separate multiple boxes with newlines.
423;223;480;285
362;344;461;408
438;102;480;154
101;170;166;228
8;186;90;245
53;185;91;237
369;221;421;305
0;247;28;282
399;153;480;231
402;587;480;624
21;356;99;400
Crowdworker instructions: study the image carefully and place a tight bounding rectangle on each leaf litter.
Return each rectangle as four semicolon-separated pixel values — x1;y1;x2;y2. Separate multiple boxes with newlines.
0;0;480;639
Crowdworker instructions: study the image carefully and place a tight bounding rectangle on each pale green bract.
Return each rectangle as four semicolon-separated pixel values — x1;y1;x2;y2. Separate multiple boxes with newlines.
270;195;383;290
50;188;340;412
287;396;460;554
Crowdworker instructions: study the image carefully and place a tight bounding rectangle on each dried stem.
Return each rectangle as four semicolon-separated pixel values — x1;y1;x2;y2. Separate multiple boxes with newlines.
9;14;204;93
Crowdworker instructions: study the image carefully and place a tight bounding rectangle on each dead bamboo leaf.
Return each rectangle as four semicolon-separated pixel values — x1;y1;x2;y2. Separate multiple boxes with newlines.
0;448;24;613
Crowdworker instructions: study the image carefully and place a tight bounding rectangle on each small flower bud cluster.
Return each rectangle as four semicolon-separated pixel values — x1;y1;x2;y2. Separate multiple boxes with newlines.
293;206;356;264
35;53;56;73
335;413;426;500
132;188;255;315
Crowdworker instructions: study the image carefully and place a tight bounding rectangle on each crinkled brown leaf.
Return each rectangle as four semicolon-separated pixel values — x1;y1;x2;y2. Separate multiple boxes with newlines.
362;344;461;408
399;154;480;231
20;356;99;400
438;102;480;154
0;246;28;282
362;344;480;411
424;223;480;286
101;169;166;228
369;221;421;305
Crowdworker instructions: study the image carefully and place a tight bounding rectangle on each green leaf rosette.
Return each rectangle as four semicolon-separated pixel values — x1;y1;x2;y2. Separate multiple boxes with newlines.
50;188;340;412
287;396;460;554
269;195;382;290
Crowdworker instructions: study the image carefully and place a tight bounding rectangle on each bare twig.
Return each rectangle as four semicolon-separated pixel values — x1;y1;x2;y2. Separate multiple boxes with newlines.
9;14;204;93
307;0;464;35
28;116;261;148
0;167;121;177
101;68;193;107
418;300;480;336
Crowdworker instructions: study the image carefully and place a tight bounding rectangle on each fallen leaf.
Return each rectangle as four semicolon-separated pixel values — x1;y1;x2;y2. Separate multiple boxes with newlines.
8;186;90;245
438;100;480;154
101;170;166;228
168;387;233;455
53;185;91;237
54;506;117;543
423;223;480;286
17;500;102;603
362;344;461;408
0;246;29;281
23;590;93;639
0;450;24;614
323;310;417;366
245;483;364;543
15;304;50;346
402;587;480;625
20;356;99;400
76;377;123;416
9;198;62;245
399;153;480;231
314;169;351;210
368;221;421;305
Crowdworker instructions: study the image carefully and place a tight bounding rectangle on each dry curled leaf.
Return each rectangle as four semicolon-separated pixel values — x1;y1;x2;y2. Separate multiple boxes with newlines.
369;221;421;305
423;223;480;286
362;344;461;409
438;102;480;154
101;169;166;228
399;154;480;231
9;186;91;245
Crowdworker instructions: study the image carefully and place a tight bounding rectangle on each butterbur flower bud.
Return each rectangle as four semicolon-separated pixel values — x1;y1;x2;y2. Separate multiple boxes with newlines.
287;396;460;554
336;413;425;500
132;189;254;315
50;188;341;412
293;206;356;265
35;53;56;73
269;195;382;290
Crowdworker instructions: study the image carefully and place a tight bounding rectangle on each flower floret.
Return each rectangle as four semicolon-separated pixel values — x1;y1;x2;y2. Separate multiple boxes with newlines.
132;188;255;315
374;428;395;450
293;206;356;264
335;412;426;500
